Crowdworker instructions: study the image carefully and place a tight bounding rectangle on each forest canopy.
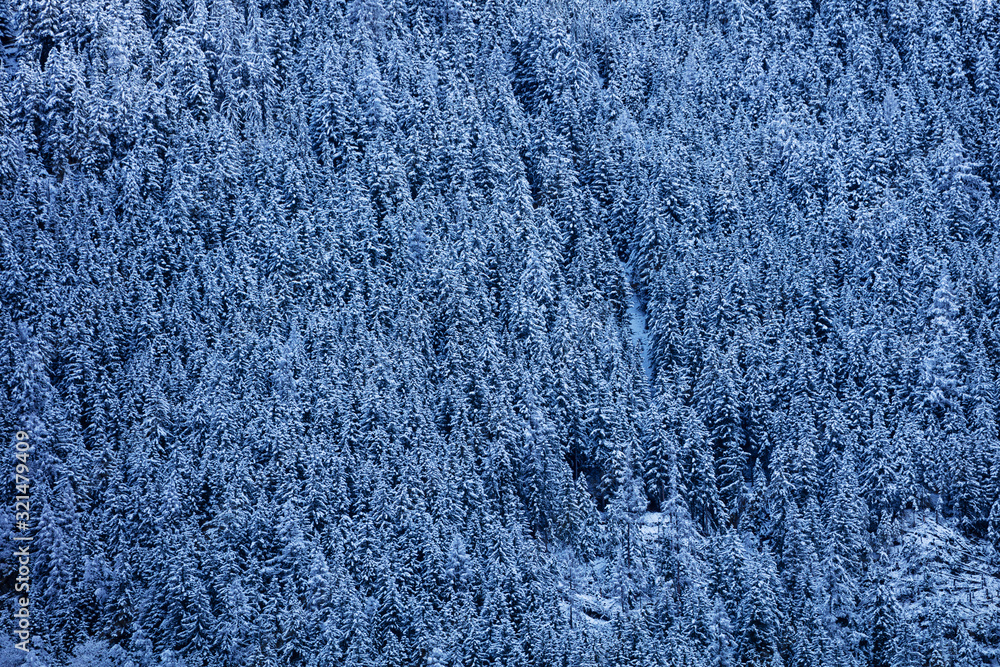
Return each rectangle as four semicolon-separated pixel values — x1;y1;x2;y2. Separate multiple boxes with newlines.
2;0;1000;664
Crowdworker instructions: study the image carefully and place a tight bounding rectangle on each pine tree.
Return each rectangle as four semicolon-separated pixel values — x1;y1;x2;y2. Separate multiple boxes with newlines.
695;351;747;525
920;265;968;417
734;547;784;667
865;553;901;667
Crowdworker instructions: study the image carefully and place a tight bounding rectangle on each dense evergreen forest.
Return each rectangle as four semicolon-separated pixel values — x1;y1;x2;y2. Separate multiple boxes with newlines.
3;0;1000;663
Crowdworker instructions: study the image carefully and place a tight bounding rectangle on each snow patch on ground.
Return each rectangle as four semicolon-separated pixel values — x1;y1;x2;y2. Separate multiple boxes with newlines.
572;592;617;625
626;288;653;385
639;511;664;539
555;556;621;631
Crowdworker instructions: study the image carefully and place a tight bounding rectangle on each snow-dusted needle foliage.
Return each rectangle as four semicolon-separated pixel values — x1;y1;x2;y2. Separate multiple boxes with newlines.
1;0;1000;664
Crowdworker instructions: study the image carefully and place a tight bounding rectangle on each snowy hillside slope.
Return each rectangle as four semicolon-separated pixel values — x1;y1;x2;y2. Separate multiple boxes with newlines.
888;510;1000;662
